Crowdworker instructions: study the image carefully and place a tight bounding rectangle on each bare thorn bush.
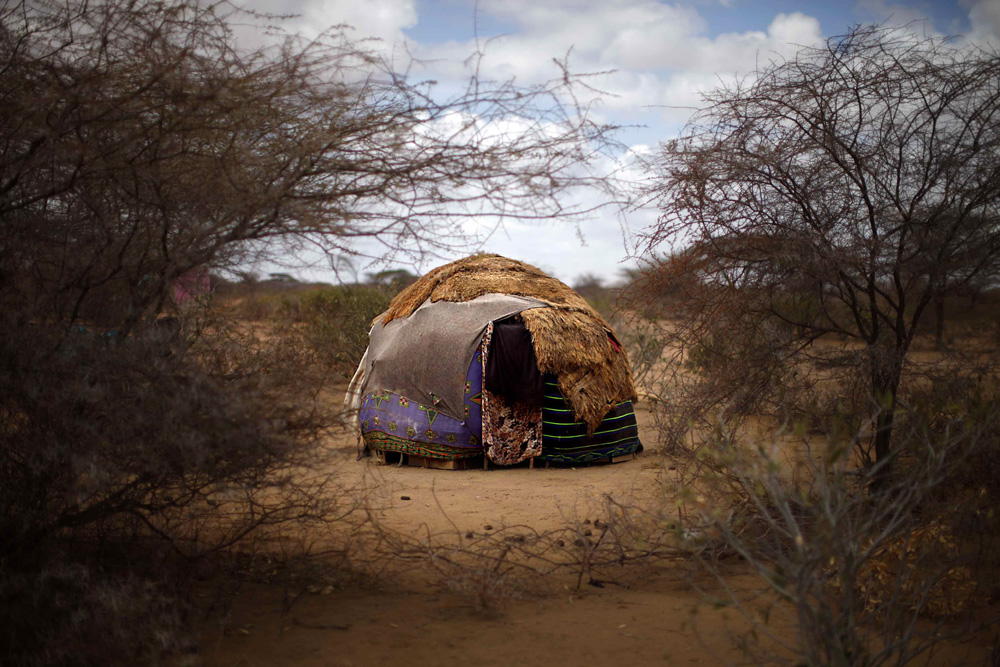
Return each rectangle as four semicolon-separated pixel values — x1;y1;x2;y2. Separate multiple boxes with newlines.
663;400;1000;666
0;0;621;660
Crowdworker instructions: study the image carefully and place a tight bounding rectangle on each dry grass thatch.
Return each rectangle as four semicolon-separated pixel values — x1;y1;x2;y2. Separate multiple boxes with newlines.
380;254;637;432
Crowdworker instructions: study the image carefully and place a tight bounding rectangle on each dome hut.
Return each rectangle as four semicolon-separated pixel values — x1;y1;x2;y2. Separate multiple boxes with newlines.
348;255;641;466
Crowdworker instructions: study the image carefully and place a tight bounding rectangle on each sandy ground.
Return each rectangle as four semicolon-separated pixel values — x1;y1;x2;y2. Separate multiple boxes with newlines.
196;579;761;667
194;400;992;666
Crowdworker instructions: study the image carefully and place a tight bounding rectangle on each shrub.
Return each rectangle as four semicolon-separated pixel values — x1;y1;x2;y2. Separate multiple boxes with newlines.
0;560;186;667
667;400;999;665
298;285;394;371
0;311;344;664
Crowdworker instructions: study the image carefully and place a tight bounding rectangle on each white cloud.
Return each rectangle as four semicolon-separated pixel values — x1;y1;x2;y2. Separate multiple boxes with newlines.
964;0;1000;47
234;0;416;54
766;12;824;48
297;0;416;45
855;0;933;29
230;0;831;281
856;0;999;47
410;4;822;118
236;0;823;125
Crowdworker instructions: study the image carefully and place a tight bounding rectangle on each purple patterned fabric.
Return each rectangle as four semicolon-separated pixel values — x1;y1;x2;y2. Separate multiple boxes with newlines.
359;347;484;450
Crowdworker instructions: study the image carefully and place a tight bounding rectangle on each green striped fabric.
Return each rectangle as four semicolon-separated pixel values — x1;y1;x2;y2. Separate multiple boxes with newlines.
539;379;641;463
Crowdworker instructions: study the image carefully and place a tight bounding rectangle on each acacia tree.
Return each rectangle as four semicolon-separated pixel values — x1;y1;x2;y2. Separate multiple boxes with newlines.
643;26;1000;472
0;0;619;334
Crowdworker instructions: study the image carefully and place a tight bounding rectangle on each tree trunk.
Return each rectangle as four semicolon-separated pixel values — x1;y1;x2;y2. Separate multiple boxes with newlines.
869;345;903;492
873;402;895;490
934;293;945;350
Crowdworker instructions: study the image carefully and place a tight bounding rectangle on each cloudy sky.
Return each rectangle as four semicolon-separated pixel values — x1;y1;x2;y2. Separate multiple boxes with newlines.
246;0;1000;286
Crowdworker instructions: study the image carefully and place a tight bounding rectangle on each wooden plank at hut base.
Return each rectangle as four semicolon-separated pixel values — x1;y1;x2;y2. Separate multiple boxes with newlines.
405;455;472;470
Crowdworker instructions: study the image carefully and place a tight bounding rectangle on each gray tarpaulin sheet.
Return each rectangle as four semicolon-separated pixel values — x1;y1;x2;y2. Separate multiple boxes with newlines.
362;294;547;422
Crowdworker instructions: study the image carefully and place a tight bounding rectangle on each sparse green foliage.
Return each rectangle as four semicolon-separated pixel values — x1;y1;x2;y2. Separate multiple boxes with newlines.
299;285;395;371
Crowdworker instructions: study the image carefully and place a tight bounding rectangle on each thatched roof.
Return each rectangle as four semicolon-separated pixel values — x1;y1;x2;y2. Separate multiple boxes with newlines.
379;254;637;432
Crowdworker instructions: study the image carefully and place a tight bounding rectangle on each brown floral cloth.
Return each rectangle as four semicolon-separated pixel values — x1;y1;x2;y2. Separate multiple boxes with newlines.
481;321;543;465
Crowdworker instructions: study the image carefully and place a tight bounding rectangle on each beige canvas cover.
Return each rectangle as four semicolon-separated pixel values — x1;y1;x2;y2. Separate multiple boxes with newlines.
362;293;546;422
